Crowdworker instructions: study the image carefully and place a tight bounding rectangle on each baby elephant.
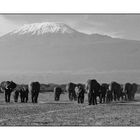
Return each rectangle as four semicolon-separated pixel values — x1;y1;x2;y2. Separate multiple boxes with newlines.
54;87;63;101
14;86;29;103
20;86;29;103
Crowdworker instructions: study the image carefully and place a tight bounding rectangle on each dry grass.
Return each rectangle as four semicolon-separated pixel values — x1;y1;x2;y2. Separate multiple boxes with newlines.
0;92;139;126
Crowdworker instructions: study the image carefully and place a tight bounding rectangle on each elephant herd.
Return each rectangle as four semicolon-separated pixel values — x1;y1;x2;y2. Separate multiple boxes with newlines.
0;81;40;103
54;79;138;105
0;79;137;106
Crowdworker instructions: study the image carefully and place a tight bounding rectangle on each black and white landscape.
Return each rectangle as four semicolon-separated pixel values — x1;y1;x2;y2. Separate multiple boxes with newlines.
0;14;140;126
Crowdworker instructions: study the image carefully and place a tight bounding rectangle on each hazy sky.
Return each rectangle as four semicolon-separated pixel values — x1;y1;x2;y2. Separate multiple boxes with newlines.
1;14;140;40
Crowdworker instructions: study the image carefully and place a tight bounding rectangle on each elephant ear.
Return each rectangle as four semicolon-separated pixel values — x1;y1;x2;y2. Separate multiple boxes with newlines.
5;81;11;90
8;81;17;91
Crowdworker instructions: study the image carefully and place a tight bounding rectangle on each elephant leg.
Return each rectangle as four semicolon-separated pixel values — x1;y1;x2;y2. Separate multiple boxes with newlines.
81;95;84;104
82;96;84;103
35;93;39;103
22;98;24;103
91;95;94;105
25;96;28;103
21;96;23;103
71;93;73;101
105;96;108;103
14;94;17;102
128;93;131;101
7;93;11;102
14;98;17;102
106;94;109;103
80;96;82;103
125;93;128;101
55;94;58;101
33;96;36;103
99;94;102;103
78;96;81;103
15;95;18;102
68;93;70;101
33;96;35;103
26;95;28;103
22;96;24;103
117;95;120;101
81;97;83;104
31;95;34;103
73;92;77;101
91;95;93;105
116;93;119;101
23;96;25;103
124;94;127;101
55;93;57;101
56;93;58;101
114;93;116;101
20;93;23;102
103;95;106;103
93;98;95;105
88;94;92;105
21;96;23;102
69;93;73;101
16;93;19;102
131;93;135;100
69;92;72;101
101;94;104;103
5;93;8;102
78;96;80;103
95;96;97;105
58;94;60;101
91;94;95;105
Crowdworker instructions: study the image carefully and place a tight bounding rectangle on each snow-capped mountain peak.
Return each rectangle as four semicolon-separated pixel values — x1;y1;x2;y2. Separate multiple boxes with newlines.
10;22;77;35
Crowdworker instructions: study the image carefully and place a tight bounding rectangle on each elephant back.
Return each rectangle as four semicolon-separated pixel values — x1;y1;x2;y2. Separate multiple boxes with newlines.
125;83;132;92
66;82;76;92
100;83;109;92
86;79;100;93
111;81;121;91
101;83;109;90
54;86;62;93
29;81;40;93
132;83;137;93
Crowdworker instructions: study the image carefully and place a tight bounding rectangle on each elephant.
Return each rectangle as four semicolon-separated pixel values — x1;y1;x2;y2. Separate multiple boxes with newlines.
131;83;137;100
125;83;133;101
120;84;127;101
54;86;63;101
13;85;29;103
110;81;122;101
13;86;21;102
29;82;40;103
125;83;137;101
106;88;113;103
75;84;85;104
99;83;109;103
1;81;17;103
86;79;100;105
66;82;77;101
14;90;19;102
20;86;29;103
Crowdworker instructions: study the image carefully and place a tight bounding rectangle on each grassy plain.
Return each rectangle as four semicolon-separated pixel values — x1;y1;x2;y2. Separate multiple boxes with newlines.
0;92;139;126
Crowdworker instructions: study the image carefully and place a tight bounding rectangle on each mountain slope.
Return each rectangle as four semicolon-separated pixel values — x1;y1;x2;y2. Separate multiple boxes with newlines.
0;22;140;83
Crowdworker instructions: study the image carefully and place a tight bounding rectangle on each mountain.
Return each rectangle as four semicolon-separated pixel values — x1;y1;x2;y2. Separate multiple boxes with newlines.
10;22;78;35
0;22;140;84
